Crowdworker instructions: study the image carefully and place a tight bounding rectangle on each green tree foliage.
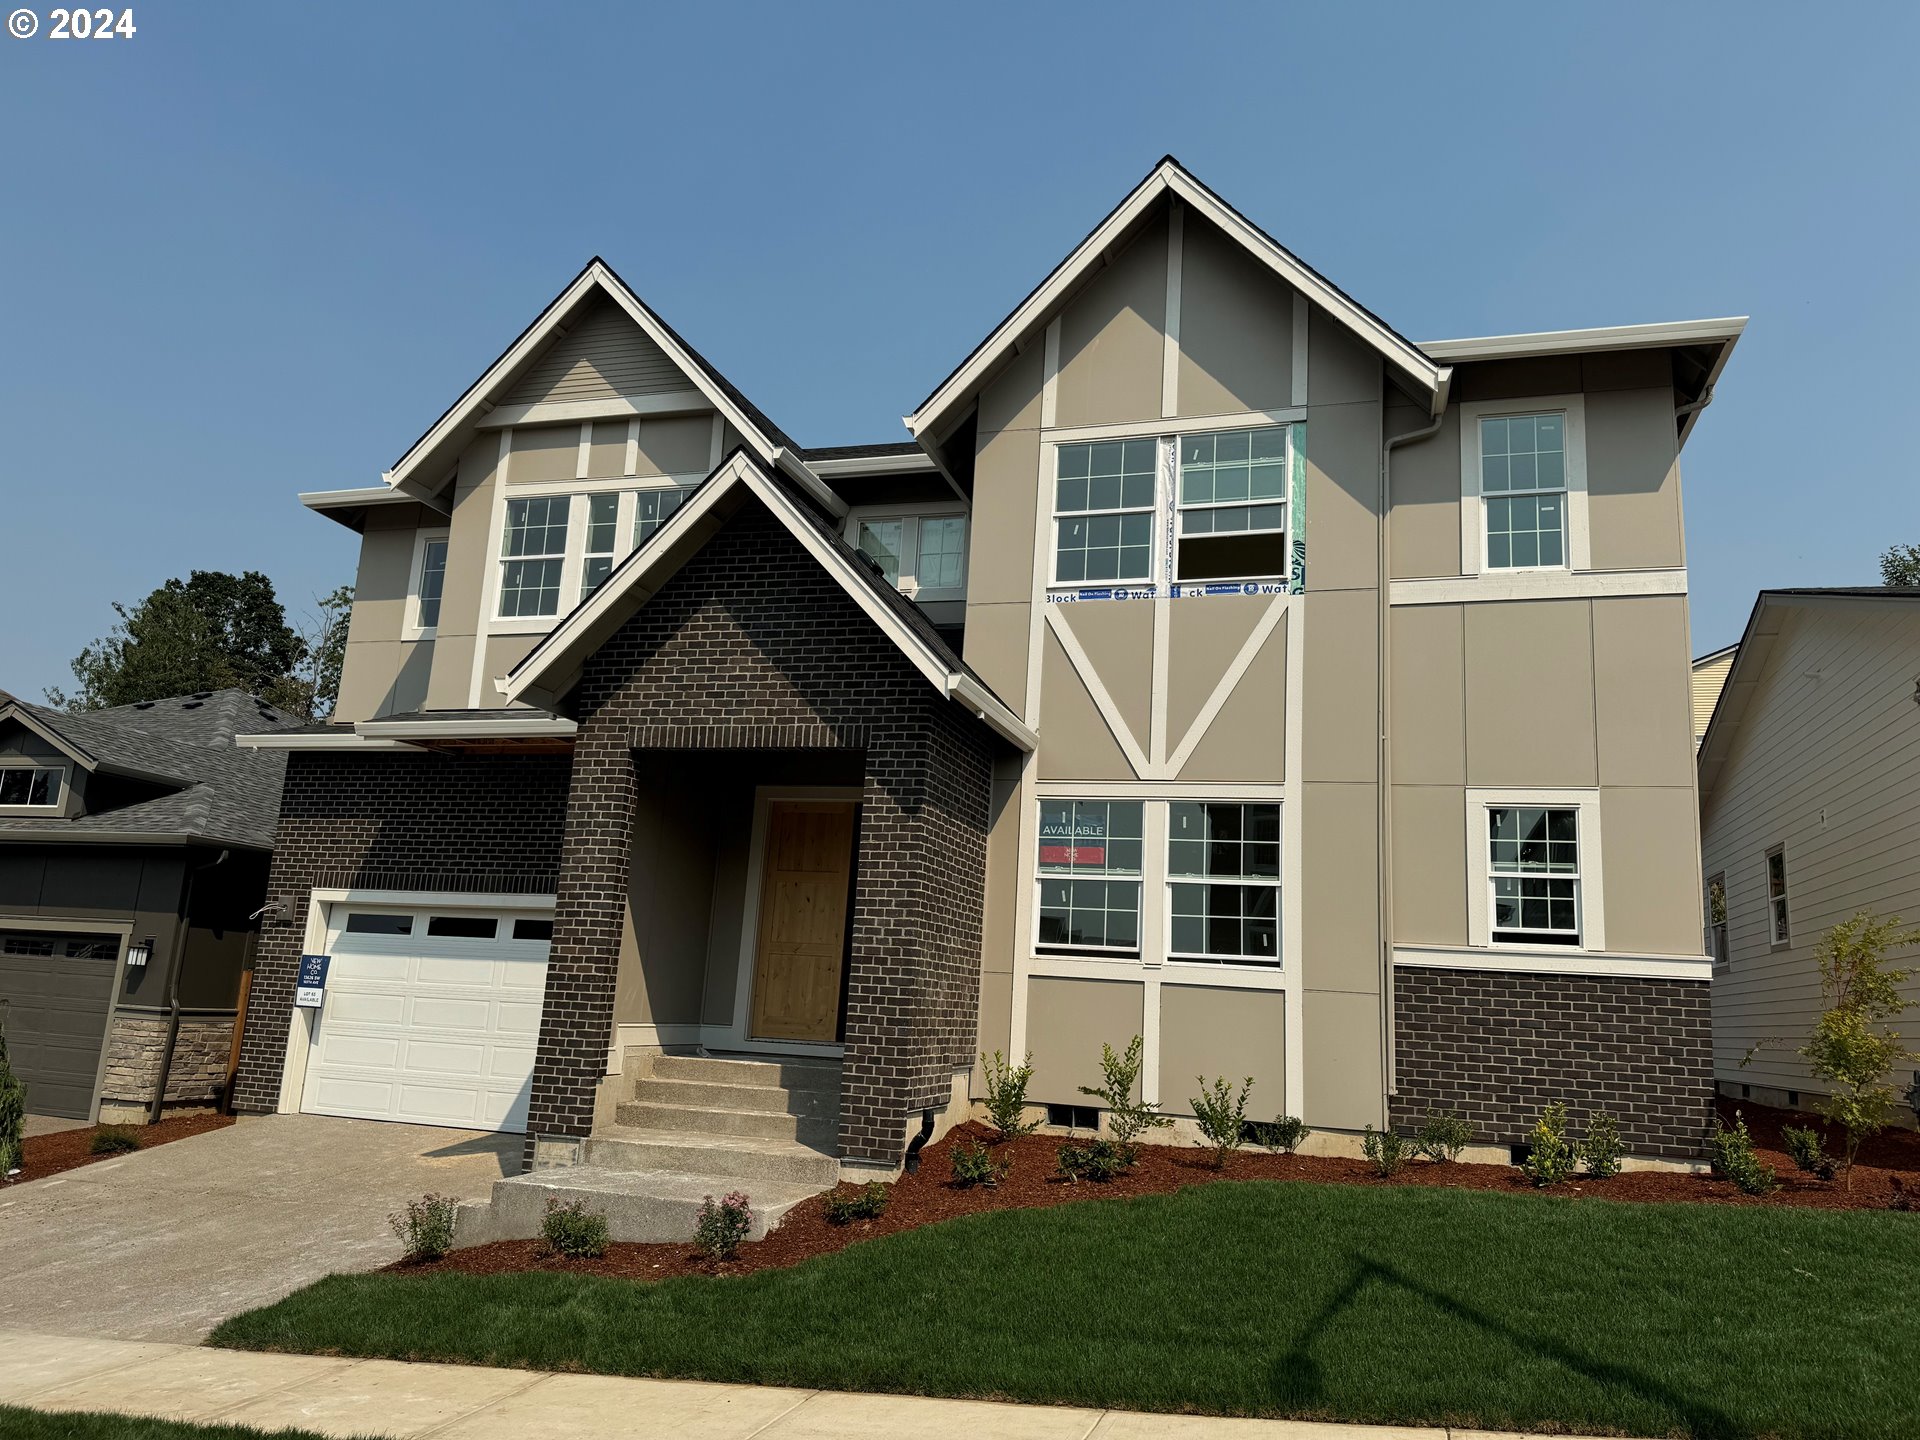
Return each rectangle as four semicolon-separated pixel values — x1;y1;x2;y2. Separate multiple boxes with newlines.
1880;543;1920;588
48;572;351;721
1799;912;1920;1188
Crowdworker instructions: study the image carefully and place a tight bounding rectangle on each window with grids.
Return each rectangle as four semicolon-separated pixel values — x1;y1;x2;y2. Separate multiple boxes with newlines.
916;516;967;591
1707;874;1728;964
416;538;448;629
1036;800;1143;955
854;514;969;597
1766;848;1790;944
1177;428;1289;581
1488;806;1581;945
582;493;621;597
1168;802;1281;963
1054;440;1155;584
857;519;905;585
499;496;570;617
632;487;689;547
0;766;61;808
1480;413;1567;569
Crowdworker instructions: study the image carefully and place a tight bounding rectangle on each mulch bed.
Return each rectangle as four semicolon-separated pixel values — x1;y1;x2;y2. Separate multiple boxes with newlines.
402;1097;1920;1286
10;1112;234;1184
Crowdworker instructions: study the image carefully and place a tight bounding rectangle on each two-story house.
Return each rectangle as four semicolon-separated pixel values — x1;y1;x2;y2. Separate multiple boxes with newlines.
234;159;1741;1232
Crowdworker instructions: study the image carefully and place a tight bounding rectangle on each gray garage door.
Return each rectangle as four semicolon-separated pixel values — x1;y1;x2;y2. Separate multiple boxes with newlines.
0;930;119;1120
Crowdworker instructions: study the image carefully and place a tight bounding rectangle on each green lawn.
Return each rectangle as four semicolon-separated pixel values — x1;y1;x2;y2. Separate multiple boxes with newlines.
212;1181;1918;1440
0;1410;351;1440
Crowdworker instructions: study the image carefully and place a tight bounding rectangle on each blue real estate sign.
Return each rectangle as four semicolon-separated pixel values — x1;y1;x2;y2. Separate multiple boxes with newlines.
294;953;331;1009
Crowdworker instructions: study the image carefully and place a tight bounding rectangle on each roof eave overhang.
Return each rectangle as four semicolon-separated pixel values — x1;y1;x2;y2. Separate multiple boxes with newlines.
354;717;578;741
0;703;99;772
233;731;425;752
299;487;452;533
502;453;1034;752
903;158;1449;445
0;828;271;852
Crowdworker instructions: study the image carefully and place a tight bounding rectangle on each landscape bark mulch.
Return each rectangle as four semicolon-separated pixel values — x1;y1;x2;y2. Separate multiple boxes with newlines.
10;1112;234;1184
406;1098;1920;1286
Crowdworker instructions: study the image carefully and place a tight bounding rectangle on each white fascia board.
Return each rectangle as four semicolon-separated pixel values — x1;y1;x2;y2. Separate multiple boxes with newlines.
769;448;848;519
300;487;451;516
949;673;1037;752
808;452;939;478
0;704;97;771
906;160;1447;439
233;732;424;751
1421;317;1749;362
354;717;578;740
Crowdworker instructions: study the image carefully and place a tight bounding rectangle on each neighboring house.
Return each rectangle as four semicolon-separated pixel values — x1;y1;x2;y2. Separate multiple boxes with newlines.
1691;643;1737;750
1698;588;1920;1114
0;689;294;1122
232;157;1741;1193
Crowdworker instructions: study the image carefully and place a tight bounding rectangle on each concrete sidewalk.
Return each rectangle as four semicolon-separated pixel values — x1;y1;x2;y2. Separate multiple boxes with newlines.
0;1329;1574;1439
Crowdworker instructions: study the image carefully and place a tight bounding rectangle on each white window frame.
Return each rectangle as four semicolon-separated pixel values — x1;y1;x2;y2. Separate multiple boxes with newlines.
1706;871;1729;968
1458;395;1590;577
1033;798;1147;959
1047;438;1160;590
491;477;701;634
1765;845;1791;947
842;504;970;602
0;763;65;812
1163;799;1283;967
1172;427;1292;587
402;528;451;640
1464;787;1606;954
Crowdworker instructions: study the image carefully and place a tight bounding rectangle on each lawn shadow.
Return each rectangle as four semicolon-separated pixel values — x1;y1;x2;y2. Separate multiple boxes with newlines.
1270;1252;1745;1440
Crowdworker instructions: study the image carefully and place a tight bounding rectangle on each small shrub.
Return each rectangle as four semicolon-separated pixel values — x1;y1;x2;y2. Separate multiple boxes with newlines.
1414;1109;1472;1163
1190;1075;1253;1170
1362;1125;1407;1179
1078;1035;1170;1164
1254;1114;1311;1155
1711;1112;1779;1196
0;1013;25;1178
979;1050;1041;1140
1579;1112;1624;1180
950;1138;1010;1189
1890;1176;1915;1213
1056;1138;1125;1183
540;1196;609;1259
1782;1124;1835;1179
1521;1102;1577;1187
695;1190;753;1259
89;1125;142;1156
388;1193;458;1262
823;1180;889;1224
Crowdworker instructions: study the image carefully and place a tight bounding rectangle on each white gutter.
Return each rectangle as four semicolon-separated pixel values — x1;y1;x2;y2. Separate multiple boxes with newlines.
355;717;578;740
234;732;423;752
949;673;1038;753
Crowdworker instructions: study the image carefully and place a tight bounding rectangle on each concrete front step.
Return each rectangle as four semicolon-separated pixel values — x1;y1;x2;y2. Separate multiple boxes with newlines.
616;1100;838;1147
629;1076;838;1118
587;1127;840;1187
648;1053;842;1091
454;1165;821;1247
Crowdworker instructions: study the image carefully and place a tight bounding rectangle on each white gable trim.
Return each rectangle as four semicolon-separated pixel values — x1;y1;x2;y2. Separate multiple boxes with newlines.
384;261;843;518
501;453;1035;752
0;703;97;772
905;159;1451;441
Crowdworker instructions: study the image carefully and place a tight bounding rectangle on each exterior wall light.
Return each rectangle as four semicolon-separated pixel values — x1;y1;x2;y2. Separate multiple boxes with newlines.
126;937;153;968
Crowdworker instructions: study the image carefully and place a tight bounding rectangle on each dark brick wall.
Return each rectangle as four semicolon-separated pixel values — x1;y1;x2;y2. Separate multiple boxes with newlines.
1389;966;1713;1160
231;751;571;1114
531;501;995;1166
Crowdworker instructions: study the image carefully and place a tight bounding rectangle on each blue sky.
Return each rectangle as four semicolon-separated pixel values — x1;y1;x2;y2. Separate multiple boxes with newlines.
2;2;1915;701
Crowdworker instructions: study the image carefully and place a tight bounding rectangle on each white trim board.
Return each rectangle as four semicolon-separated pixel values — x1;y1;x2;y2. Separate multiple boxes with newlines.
1463;786;1607;954
1394;945;1711;982
1390;568;1687;606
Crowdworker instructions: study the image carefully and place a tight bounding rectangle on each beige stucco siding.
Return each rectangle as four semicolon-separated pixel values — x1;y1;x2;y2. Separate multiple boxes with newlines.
634;415;713;477
1600;785;1703;955
1053;601;1153;763
1387;402;1465;579
1391;785;1468;945
503;295;690;407
1176;609;1286;784
963;342;1044;714
1464;600;1598;787
1389;604;1465;784
1159;984;1286;1117
1053;220;1166;429
1703;602;1920;1094
1036;625;1138;780
1593;595;1694;787
506;423;580;483
425;434;504;709
1302;386;1384;591
1585;388;1683;571
1175;218;1294;417
1302;588;1377;784
333;507;435;722
970;770;1023;1088
1026;977;1145;1105
586;420;628;477
615;775;717;1027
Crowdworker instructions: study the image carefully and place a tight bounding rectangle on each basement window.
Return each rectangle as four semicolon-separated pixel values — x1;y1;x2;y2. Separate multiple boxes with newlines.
1046;1103;1100;1131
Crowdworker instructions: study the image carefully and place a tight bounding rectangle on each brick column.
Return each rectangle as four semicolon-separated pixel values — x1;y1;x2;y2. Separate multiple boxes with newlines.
522;728;636;1170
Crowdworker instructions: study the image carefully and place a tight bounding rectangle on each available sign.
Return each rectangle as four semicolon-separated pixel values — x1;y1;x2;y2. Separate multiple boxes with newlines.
1039;812;1108;868
294;953;331;1009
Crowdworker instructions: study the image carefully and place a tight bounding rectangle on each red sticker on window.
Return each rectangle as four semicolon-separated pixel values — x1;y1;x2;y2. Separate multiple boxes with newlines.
1040;844;1105;866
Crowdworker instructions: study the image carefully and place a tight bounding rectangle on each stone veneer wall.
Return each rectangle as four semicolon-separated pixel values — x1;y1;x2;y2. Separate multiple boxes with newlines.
98;1013;235;1120
528;502;995;1169
230;751;572;1114
1389;966;1713;1160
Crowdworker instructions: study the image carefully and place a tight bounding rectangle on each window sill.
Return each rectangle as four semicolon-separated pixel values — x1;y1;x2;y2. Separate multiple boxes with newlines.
401;627;439;644
490;614;561;636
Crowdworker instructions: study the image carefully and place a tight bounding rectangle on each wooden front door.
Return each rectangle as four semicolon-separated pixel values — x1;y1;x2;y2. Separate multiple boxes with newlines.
748;800;857;1042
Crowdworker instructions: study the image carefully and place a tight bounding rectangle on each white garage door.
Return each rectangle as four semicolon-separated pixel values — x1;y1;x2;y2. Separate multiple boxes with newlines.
302;904;551;1132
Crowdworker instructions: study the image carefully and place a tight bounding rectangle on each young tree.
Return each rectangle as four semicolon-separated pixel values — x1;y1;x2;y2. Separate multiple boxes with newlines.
270;585;354;722
47;571;321;713
1880;543;1920;588
1799;912;1920;1188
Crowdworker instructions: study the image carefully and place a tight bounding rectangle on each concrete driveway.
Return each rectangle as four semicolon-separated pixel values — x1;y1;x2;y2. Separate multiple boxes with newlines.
0;1113;516;1342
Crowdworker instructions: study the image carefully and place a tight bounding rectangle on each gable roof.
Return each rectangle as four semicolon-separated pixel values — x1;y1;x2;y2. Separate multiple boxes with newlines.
377;258;843;518
1697;588;1920;803
0;690;299;850
905;156;1452;445
502;450;1034;752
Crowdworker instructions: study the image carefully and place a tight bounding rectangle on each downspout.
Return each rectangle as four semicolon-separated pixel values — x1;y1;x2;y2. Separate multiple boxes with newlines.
150;848;229;1125
1378;411;1446;1112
